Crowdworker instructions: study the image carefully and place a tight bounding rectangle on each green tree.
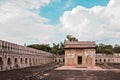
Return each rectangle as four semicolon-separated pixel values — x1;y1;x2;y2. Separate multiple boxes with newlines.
96;43;105;53
113;45;120;53
51;42;65;55
96;43;113;54
51;43;60;55
59;42;64;55
66;35;78;41
27;44;51;52
104;49;113;54
27;35;78;55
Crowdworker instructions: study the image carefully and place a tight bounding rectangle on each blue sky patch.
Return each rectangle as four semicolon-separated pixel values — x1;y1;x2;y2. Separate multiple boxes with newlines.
39;0;110;25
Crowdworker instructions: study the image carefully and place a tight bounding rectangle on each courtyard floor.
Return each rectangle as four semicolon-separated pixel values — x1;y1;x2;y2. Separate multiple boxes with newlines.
0;63;120;80
42;70;120;80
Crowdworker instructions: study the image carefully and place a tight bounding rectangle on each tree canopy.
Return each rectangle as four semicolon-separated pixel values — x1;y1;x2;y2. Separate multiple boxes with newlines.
27;35;120;55
66;35;78;41
27;44;51;52
96;44;120;54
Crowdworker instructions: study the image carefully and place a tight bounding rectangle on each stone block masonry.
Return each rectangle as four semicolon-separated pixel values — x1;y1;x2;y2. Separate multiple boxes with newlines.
64;41;96;68
0;40;54;71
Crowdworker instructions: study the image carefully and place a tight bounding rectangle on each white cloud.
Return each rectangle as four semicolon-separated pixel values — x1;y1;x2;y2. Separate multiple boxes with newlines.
60;0;120;42
1;0;120;45
0;0;61;45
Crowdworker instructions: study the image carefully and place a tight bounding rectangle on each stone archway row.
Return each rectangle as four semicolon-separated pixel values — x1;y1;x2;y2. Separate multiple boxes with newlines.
0;40;54;71
0;54;53;71
95;58;120;63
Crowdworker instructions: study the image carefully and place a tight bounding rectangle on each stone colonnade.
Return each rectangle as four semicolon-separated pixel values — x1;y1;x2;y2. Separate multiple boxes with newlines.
95;54;120;63
54;55;65;63
54;54;120;64
0;40;54;71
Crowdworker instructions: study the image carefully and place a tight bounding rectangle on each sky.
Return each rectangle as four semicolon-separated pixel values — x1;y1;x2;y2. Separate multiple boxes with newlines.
0;0;120;45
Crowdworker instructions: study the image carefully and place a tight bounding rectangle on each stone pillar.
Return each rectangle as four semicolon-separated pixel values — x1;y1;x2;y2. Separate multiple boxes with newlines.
10;43;11;51
6;42;8;51
93;49;96;66
17;57;21;68
27;57;30;67
65;53;67;65
3;55;7;71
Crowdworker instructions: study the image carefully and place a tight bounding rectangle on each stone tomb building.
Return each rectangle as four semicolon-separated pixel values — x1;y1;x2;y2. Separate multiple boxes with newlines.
64;41;96;67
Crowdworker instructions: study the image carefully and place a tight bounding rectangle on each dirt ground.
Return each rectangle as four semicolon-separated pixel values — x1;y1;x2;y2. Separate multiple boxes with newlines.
0;63;120;80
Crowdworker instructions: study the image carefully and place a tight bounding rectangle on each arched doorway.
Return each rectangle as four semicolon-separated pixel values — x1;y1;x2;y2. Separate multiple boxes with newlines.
33;58;35;65
20;58;23;64
59;59;61;63
99;59;102;62
104;59;106;62
14;58;17;64
63;59;65;62
7;57;12;69
86;55;92;65
14;58;19;68
95;59;97;62
78;56;82;64
29;58;32;66
0;57;3;70
20;58;23;68
25;58;28;64
7;58;11;65
55;59;57;62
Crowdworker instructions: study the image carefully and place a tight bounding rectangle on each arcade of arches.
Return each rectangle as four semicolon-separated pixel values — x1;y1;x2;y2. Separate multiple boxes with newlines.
54;54;120;64
0;40;54;71
95;54;120;63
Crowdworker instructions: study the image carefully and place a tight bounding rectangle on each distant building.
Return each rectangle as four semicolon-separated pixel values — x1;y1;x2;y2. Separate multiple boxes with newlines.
64;41;96;68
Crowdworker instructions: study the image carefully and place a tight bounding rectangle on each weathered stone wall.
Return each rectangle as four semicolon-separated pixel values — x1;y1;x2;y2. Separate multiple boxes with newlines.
64;41;96;67
65;48;96;67
95;54;120;63
54;54;120;64
54;55;64;63
0;40;54;71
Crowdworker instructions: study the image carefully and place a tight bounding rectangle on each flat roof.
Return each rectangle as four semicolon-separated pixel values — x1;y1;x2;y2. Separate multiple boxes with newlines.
64;41;96;49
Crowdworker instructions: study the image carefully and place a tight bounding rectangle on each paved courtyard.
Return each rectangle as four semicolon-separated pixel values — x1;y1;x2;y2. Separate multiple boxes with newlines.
0;63;120;80
42;70;120;80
